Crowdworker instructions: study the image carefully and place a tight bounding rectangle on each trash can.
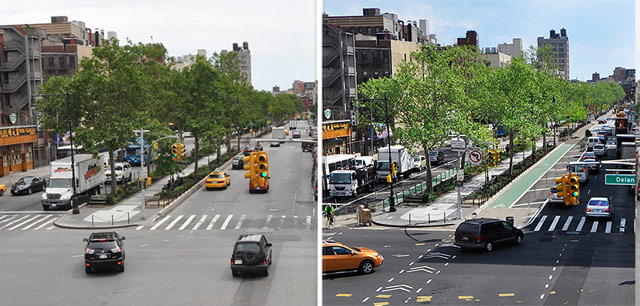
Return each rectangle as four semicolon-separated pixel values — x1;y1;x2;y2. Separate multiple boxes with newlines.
506;216;514;226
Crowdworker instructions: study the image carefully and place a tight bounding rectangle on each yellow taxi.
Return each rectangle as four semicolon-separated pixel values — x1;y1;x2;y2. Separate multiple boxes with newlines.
0;184;5;196
205;171;230;190
322;240;384;274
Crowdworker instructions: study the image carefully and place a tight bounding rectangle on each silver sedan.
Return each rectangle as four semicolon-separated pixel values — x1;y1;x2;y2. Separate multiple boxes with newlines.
585;197;613;219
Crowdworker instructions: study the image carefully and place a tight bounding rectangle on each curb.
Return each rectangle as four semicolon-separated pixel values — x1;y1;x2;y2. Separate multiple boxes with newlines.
153;158;234;221
520;199;548;228
372;219;458;228
54;221;140;230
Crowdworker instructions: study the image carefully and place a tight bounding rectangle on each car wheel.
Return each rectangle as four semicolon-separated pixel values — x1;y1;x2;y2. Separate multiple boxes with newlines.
262;269;269;277
232;270;239;277
359;260;374;274
515;235;523;245
85;266;92;274
42;205;49;211
0;190;3;196
118;264;125;272
28;188;32;195
484;242;493;252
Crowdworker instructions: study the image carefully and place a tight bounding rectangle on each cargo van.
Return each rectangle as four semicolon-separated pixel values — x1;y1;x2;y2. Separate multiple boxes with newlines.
587;137;601;150
567;162;589;184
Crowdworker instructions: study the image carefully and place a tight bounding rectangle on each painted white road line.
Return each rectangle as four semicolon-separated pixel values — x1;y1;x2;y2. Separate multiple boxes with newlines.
590;221;599;233
0;215;16;224
150;216;171;230
263;215;272;230
561;216;573;231
533;215;547;232
278;215;286;229
234;215;246;229
164;215;183;230
8;215;41;231
178;215;196;230
548;215;561;231
21;215;51;230
620;218;626;233
34;218;56;230
207;215;220;230
575;217;586;232
135;225;144;230
0;215;30;229
192;215;208;230
220;214;233;230
605;221;612;234
306;216;311;229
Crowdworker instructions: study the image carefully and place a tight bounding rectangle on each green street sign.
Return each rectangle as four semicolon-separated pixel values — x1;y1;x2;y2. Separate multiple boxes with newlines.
605;174;636;186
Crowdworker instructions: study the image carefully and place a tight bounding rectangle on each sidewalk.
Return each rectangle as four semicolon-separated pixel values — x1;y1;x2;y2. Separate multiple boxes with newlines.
335;115;604;229
52;130;261;229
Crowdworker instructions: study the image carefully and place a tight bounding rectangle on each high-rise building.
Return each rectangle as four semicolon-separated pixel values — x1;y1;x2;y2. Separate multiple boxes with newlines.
221;42;251;85
537;28;569;80
457;30;478;48
497;38;523;58
171;49;207;71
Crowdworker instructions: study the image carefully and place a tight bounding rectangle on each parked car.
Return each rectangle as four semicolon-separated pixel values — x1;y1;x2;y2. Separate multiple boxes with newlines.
11;176;46;195
585;197;613;220
322;240;384;274
270;141;280;147
83;231;126;273
429;150;445;166
230;234;272;277
105;162;132;184
205;171;230;190
292;130;301;138
548;187;564;206
243;146;255;156
413;156;427;171
582;152;596;160
232;154;245;170
454;218;523;252
255;142;264;151
0;184;5;196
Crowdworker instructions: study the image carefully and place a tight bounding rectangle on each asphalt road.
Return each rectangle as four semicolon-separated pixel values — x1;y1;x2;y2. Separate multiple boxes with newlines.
0;120;318;306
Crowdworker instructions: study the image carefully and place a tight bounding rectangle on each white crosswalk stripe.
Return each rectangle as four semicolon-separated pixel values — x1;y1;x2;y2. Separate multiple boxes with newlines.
533;215;547;232
605;221;612;234
0;215;30;229
8;215;41;231
590;221;599;233
220;215;233;230
207;215;220;230
234;215;246;229
575;217;586;232
179;215;196;230
192;215;207;230
561;216;573;231
263;215;272;230
150;216;171;230
34;217;57;230
142;214;316;231
165;215;183;230
22;215;52;230
548;215;561;231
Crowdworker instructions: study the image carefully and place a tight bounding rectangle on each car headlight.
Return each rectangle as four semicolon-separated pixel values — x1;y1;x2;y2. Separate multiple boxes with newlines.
85;248;95;255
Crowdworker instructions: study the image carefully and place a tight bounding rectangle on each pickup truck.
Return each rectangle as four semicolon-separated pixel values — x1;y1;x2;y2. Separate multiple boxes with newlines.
105;162;132;184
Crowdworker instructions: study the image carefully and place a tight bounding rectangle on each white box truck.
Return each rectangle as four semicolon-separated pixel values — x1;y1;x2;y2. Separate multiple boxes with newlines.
377;145;414;181
41;154;106;210
272;127;286;140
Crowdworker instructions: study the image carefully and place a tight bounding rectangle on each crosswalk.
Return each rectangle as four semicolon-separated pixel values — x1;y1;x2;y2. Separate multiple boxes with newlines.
529;214;635;234
139;213;316;231
0;214;60;231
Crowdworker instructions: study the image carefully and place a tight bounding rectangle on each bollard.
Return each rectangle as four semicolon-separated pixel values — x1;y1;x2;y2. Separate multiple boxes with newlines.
112;215;114;225
428;213;431;224
127;212;130;224
409;214;412;225
92;215;94;227
443;212;446;222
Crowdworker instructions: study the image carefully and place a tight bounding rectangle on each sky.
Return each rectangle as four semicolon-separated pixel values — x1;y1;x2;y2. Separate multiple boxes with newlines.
325;0;636;82
0;0;315;91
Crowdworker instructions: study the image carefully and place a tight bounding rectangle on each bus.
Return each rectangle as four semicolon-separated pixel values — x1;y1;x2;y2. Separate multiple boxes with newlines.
56;145;84;160
125;139;158;166
322;154;356;194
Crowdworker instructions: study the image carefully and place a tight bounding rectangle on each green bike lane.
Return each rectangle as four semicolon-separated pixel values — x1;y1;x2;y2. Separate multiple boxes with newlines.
488;143;575;209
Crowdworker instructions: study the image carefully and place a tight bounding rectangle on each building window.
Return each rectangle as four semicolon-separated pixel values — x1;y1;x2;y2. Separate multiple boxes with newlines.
59;56;66;69
70;56;76;69
48;57;54;69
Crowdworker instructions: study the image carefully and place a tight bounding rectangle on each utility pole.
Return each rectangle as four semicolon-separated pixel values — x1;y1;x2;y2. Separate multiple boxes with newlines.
67;92;79;214
384;97;396;212
134;128;150;213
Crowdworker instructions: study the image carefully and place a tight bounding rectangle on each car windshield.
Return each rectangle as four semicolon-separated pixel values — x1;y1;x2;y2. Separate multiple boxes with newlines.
244;147;253;150
377;162;390;171
235;156;242;160
48;178;71;188
429;151;438;156
456;223;478;236
414;157;421;162
594;145;604;150
588;200;609;206
355;160;364;166
115;165;123;171
234;242;260;254
330;173;352;184
88;241;117;250
348;246;361;252
16;177;33;184
209;174;224;179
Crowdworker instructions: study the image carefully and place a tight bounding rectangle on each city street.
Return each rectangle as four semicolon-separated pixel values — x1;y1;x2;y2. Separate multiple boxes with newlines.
0;121;318;306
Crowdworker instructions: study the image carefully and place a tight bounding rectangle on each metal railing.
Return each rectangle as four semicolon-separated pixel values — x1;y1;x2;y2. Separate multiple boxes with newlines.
382;168;458;210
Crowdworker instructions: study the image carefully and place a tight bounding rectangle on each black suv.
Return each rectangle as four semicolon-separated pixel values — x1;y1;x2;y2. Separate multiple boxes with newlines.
83;232;126;273
454;218;523;252
230;234;272;277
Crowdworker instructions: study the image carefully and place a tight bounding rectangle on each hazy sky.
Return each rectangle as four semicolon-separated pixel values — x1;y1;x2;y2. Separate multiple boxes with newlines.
0;0;315;91
325;0;635;81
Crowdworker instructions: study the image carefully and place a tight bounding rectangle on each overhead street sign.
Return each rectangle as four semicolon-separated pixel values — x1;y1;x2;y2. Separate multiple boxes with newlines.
604;174;636;186
451;138;465;152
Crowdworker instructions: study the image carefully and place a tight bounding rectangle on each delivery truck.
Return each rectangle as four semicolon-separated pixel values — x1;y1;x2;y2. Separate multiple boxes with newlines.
41;154;106;210
377;145;414;182
272;127;286;140
327;164;376;197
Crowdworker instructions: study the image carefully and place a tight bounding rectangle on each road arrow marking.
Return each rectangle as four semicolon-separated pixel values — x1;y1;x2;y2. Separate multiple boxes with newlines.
620;218;626;233
381;284;413;293
392;254;410;258
407;266;436;273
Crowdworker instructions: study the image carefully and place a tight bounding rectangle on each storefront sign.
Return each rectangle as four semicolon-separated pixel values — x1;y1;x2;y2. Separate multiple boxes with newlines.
0;127;36;138
0;127;37;146
322;122;351;139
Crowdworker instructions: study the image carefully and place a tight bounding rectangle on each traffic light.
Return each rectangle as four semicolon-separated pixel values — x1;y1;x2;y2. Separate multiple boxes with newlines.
243;153;256;179
568;174;580;205
391;162;396;176
176;143;185;159
171;143;180;162
256;152;269;179
488;149;500;166
386;174;392;183
555;176;568;205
